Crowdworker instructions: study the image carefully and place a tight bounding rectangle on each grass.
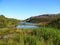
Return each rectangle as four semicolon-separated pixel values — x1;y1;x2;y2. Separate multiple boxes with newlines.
0;27;60;45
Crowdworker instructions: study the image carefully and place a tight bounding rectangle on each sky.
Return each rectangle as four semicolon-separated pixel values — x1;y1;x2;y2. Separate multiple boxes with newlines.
0;0;60;20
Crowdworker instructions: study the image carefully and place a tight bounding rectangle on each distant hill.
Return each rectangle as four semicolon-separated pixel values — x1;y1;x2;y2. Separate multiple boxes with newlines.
26;14;60;28
26;14;60;23
0;15;20;28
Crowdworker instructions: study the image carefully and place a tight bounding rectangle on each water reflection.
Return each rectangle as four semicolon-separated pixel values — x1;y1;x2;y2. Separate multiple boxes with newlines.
17;22;38;28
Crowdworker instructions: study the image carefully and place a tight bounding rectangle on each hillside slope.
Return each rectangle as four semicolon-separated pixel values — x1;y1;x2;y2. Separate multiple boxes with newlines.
26;14;60;23
26;14;60;28
0;15;20;28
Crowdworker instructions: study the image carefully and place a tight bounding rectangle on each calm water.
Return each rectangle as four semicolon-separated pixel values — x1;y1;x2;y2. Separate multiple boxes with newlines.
17;22;38;28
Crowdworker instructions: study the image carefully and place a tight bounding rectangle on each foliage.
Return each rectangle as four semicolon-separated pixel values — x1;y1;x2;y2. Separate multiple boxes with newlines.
0;27;60;45
0;15;20;28
0;14;60;45
47;18;60;28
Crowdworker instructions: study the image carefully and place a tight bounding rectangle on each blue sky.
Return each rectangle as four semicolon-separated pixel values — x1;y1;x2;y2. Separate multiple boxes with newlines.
0;0;60;20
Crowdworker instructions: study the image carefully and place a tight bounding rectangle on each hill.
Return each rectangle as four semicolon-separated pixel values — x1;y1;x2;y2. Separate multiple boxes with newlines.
26;14;60;23
0;15;20;28
26;14;60;28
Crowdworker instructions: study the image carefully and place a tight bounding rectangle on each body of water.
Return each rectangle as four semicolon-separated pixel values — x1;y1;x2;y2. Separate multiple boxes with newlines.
17;22;38;28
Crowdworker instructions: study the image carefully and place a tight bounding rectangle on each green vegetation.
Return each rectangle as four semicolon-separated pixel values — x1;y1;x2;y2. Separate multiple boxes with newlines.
0;27;60;45
0;15;20;28
47;18;60;28
0;14;60;45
